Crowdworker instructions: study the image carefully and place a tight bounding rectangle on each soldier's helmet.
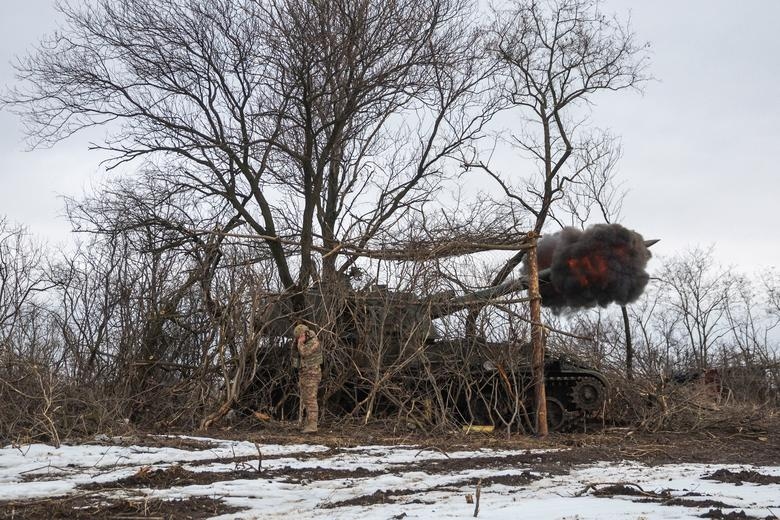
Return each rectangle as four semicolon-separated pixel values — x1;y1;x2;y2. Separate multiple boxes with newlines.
293;324;309;338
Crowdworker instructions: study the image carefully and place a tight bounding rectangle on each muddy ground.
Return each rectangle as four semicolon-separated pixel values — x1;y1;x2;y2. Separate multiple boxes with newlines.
2;420;779;519
210;417;780;466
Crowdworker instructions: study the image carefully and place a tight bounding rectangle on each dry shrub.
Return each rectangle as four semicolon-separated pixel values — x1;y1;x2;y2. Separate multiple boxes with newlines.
605;373;775;433
0;355;134;446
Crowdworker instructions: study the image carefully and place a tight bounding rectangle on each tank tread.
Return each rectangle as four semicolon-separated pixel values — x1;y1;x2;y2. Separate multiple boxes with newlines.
546;375;607;413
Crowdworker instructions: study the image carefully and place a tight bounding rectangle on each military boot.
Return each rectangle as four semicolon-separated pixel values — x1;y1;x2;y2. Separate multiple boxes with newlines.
301;419;318;433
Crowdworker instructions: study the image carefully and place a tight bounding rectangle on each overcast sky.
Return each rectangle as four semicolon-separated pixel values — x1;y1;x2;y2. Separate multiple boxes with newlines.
1;1;779;273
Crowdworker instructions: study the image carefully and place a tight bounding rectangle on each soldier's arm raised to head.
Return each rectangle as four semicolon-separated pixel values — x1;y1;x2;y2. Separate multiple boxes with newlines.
297;334;320;357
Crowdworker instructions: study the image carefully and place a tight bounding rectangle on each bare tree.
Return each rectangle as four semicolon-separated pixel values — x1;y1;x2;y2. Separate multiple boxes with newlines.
564;137;638;378
461;0;648;432
0;218;50;346
6;0;496;302
659;247;735;369
764;270;780;329
468;0;649;283
556;132;625;228
719;272;779;401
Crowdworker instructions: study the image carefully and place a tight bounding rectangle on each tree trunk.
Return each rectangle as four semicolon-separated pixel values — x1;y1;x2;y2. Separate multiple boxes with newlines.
621;304;634;380
526;232;548;437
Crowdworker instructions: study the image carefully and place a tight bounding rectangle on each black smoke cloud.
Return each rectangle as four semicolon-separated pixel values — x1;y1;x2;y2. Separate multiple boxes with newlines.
525;224;652;311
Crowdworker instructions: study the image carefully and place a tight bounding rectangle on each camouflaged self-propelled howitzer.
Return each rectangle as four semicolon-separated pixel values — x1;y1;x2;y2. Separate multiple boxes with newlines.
261;224;657;431
347;277;616;432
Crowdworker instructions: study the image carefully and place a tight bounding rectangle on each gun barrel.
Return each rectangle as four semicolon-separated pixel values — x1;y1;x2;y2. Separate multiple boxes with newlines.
429;268;552;318
430;239;658;319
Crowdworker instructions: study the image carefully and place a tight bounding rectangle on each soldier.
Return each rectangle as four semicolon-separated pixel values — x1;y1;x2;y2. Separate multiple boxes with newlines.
292;323;323;433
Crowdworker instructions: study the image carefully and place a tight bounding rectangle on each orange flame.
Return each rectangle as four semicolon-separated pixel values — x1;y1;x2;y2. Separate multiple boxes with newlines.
567;253;609;288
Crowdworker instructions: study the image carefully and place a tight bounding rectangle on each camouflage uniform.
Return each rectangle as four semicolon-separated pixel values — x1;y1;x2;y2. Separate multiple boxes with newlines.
293;324;322;433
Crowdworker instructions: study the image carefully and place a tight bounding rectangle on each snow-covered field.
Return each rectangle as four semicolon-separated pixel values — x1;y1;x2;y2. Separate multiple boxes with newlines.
2;435;779;519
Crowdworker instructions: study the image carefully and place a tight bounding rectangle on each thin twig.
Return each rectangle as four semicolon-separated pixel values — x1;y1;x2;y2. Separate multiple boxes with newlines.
254;443;263;473
473;478;482;517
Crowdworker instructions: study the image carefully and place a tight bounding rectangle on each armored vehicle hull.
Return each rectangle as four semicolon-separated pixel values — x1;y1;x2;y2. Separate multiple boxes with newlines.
417;340;607;431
